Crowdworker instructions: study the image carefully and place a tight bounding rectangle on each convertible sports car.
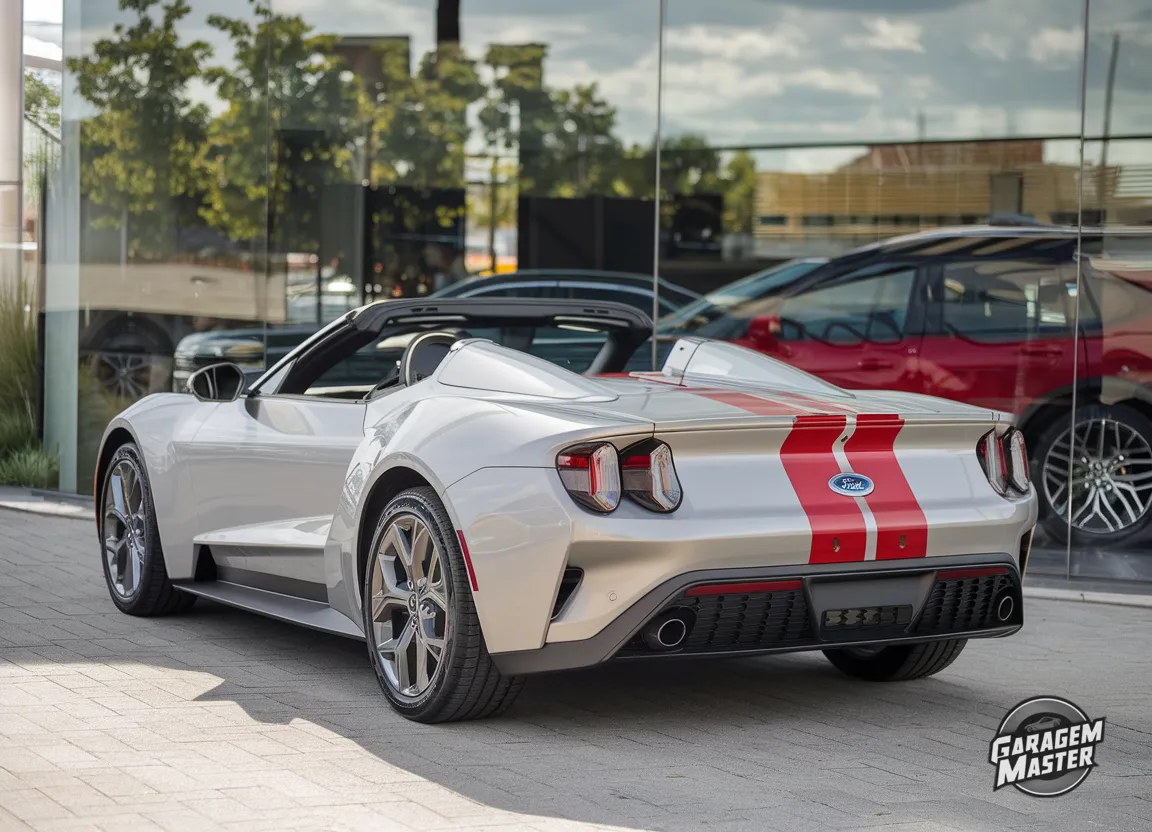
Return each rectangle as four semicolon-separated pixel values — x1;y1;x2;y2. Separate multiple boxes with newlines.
95;298;1038;723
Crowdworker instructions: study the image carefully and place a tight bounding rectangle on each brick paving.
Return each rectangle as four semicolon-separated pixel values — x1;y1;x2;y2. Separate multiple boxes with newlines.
1;506;1151;832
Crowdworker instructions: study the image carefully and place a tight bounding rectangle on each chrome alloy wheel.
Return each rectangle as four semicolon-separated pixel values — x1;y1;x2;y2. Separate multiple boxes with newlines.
369;514;450;699
102;458;147;598
1043;416;1152;534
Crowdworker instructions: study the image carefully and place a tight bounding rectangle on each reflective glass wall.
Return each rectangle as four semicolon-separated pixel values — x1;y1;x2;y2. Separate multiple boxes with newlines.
29;0;1152;581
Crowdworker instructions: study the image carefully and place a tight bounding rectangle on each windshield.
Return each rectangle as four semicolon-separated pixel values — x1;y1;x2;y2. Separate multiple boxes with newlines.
657;259;826;338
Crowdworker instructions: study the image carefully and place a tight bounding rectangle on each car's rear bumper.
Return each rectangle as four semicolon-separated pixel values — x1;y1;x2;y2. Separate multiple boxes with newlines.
489;553;1023;676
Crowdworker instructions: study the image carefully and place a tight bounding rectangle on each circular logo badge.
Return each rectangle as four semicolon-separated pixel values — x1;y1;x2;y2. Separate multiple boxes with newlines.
828;473;875;497
989;696;1105;797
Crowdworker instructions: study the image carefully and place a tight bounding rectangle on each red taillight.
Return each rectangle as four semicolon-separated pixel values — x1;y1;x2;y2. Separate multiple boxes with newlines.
620;438;682;512
1004;428;1030;493
556;443;621;512
977;429;1008;494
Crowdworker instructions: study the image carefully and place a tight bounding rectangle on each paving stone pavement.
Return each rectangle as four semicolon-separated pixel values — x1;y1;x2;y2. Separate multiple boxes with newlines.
1;507;1151;832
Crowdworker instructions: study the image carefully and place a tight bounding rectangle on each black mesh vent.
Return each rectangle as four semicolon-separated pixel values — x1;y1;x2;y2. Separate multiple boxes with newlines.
551;568;583;620
620;588;813;656
913;574;1014;635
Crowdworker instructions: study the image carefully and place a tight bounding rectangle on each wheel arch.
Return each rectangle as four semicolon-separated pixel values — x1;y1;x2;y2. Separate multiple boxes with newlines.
93;423;139;511
1017;375;1152;447
355;464;436;606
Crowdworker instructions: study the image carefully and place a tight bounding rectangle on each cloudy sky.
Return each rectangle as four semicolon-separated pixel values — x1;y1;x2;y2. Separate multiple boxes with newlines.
25;0;1152;169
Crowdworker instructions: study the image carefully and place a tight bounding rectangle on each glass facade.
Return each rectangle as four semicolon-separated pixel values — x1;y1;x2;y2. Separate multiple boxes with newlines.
20;0;1152;581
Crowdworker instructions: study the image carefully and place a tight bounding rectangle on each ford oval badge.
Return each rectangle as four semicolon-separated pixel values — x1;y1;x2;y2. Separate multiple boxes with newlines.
828;473;874;497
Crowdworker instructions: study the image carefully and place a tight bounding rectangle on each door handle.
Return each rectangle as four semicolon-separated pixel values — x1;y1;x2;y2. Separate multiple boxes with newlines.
857;358;894;370
1020;345;1063;357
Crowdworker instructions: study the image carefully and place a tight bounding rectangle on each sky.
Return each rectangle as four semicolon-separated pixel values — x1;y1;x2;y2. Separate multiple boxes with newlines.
23;0;1152;170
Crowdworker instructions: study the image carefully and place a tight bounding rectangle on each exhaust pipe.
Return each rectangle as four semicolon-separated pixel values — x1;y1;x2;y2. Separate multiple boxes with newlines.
996;593;1016;623
642;609;694;651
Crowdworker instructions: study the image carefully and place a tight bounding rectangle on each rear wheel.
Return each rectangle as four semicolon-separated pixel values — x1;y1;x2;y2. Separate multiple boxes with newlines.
823;639;967;681
1035;403;1152;546
98;443;196;616
363;487;524;723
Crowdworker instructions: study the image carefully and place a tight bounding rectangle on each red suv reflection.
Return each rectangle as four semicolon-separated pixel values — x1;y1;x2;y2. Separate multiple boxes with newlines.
667;226;1152;546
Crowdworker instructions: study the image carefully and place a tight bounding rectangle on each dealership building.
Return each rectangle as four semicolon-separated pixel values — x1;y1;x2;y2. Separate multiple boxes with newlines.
10;0;1152;584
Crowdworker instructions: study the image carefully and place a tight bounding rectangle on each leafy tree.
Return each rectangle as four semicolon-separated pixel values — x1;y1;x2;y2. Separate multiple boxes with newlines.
66;0;211;258
200;1;366;252
722;149;758;234
368;40;484;188
23;71;61;130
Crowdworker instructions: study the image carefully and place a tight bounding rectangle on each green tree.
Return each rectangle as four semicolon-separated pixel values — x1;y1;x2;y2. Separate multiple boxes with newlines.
23;71;61;130
65;0;211;257
370;40;484;188
201;2;366;251
722;149;758;234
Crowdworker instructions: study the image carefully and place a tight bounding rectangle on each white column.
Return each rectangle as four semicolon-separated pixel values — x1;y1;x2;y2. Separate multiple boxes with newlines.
42;0;80;492
0;0;23;288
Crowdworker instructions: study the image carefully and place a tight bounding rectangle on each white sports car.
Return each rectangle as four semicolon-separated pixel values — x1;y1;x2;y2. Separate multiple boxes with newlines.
95;298;1038;723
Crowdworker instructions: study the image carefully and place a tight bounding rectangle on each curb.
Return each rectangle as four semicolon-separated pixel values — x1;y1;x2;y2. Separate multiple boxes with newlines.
1023;586;1152;609
0;488;92;521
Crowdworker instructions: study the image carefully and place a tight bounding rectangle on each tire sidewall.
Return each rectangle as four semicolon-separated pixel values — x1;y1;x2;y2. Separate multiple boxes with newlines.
1032;403;1152;546
362;489;465;719
97;443;162;613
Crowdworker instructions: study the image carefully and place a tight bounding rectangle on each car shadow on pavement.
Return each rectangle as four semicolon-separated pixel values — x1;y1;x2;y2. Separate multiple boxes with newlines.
164;599;1035;831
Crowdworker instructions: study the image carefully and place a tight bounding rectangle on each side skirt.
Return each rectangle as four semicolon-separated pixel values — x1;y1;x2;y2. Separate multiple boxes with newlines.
172;580;365;641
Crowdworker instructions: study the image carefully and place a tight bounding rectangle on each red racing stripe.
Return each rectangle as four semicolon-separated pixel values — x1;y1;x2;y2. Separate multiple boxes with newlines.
780;415;868;563
844;414;929;560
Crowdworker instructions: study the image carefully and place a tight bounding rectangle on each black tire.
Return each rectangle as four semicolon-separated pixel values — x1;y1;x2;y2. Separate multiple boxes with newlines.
1032;403;1152;546
823;639;967;682
97;443;196;616
363;487;524;723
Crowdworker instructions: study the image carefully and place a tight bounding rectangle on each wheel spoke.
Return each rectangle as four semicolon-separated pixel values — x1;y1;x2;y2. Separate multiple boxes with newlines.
380;522;414;586
409;525;430;584
415;631;430;690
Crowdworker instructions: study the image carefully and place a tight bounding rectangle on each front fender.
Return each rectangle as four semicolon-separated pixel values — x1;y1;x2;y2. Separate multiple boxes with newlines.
95;394;215;579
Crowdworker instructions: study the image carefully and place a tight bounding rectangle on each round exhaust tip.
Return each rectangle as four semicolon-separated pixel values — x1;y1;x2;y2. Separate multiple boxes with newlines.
656;617;687;648
996;594;1015;622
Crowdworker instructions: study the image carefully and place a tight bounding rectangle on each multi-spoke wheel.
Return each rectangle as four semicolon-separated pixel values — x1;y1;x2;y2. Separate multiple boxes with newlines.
97;444;195;615
1036;404;1152;545
363;487;524;723
369;514;449;698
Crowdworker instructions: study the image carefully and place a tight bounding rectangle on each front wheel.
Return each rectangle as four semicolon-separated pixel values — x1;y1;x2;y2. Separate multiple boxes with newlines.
362;487;524;723
1034;403;1152;546
823;639;967;681
98;443;196;616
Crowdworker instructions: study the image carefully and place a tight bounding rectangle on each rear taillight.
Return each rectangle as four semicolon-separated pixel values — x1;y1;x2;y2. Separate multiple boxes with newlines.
977;429;1008;494
556;443;621;512
1004;428;1030;493
620;439;682;512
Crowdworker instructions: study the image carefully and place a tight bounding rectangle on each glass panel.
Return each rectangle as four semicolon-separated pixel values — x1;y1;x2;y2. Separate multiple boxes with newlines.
47;0;269;493
1069;0;1152;581
267;0;661;306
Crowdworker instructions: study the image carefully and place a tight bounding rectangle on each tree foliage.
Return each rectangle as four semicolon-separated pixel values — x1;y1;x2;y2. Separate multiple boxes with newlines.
68;3;759;254
23;71;61;130
65;0;211;257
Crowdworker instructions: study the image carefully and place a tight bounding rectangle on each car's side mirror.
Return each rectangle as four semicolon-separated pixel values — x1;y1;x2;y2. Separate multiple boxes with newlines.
746;315;782;352
187;362;248;402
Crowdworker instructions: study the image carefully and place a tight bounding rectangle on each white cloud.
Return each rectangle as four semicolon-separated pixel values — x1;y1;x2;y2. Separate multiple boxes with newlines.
1027;27;1083;64
664;23;808;60
843;18;925;54
969;32;1011;61
23;34;62;61
788;68;880;99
